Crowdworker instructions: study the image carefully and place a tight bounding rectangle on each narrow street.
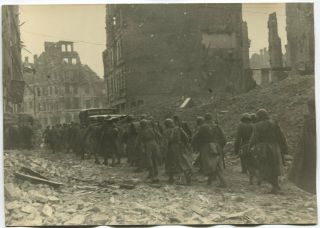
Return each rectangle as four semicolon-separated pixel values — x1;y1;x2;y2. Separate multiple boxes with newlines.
4;148;317;226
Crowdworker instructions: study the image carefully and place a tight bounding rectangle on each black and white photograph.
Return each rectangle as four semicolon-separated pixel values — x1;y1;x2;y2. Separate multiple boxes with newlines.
1;1;317;226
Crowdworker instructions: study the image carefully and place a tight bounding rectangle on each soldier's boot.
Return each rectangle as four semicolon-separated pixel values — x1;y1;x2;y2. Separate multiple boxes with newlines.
103;157;108;165
94;154;100;164
269;177;280;194
217;171;227;188
146;167;154;181
151;168;159;183
111;157;116;166
207;175;213;185
80;151;84;160
185;171;192;185
168;174;174;184
249;175;254;185
154;163;158;177
256;172;262;185
240;156;247;174
116;154;121;164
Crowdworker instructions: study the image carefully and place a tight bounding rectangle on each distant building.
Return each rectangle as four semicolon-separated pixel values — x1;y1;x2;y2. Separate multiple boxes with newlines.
103;4;252;111
286;3;314;74
23;41;105;127
250;48;270;69
2;5;25;113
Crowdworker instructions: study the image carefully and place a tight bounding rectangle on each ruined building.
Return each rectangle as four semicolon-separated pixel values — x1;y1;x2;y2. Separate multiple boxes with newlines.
103;4;252;111
242;21;250;69
268;12;283;68
286;3;314;74
250;48;270;69
23;41;105;127
2;5;25;113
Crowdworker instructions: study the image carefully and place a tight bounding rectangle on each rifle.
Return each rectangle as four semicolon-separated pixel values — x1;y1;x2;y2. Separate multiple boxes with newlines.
221;149;226;169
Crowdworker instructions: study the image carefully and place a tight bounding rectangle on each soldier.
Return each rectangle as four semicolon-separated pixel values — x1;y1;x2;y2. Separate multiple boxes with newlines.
122;115;139;166
43;126;50;149
60;124;68;150
192;116;205;171
65;123;72;153
249;109;288;194
22;122;33;150
137;119;160;182
149;117;163;164
91;119;104;164
48;125;59;153
8;124;20;149
289;98;316;194
71;123;81;155
68;122;77;153
163;118;189;184
234;113;253;174
166;115;192;185
56;124;63;152
234;113;258;184
192;113;227;187
75;124;87;160
100;120;119;166
181;121;192;140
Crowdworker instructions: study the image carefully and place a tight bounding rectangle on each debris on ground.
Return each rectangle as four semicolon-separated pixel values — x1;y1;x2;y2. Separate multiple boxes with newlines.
4;149;317;226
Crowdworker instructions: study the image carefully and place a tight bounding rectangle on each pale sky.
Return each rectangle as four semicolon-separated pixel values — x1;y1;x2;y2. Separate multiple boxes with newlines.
20;4;286;77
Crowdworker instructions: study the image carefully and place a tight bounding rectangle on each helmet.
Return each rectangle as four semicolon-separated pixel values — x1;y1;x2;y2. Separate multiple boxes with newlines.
164;118;174;128
240;113;251;122
256;109;269;121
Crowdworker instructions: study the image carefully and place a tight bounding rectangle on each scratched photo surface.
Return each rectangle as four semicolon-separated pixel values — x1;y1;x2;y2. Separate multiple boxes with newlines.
2;3;316;226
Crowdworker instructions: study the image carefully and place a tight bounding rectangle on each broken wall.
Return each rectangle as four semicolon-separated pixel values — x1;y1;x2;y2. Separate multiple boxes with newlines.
268;12;283;68
104;4;246;109
286;3;314;74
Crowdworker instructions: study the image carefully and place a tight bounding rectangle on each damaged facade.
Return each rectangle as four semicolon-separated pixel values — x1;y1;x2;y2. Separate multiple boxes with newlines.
241;21;250;69
268;12;283;68
103;4;253;111
286;3;314;74
2;5;25;113
23;41;105;127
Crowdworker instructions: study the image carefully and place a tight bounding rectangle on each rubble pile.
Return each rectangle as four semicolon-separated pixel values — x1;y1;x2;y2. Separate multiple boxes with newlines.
4;149;317;226
4;151;62;226
181;75;315;154
133;75;314;154
4;150;143;226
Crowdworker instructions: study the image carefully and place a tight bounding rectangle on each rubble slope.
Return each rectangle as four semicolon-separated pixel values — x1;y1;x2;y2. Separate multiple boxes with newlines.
134;74;315;153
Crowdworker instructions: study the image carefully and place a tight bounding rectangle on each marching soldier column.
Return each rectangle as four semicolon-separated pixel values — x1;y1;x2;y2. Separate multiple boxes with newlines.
39;101;315;195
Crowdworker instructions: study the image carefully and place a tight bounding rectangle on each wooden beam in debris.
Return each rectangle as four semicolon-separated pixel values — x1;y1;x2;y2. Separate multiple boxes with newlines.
180;97;191;108
14;172;64;188
20;166;49;180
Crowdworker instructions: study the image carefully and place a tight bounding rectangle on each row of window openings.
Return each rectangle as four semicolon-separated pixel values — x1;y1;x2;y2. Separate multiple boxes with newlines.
63;58;78;65
44;70;79;81
110;41;122;67
36;98;100;111
61;44;74;52
108;75;126;97
35;85;90;96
